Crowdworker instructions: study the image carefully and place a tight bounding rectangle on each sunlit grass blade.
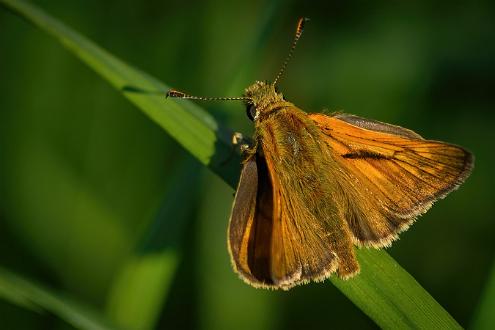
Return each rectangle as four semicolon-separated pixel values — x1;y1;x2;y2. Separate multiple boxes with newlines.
332;249;460;329
0;267;118;330
0;0;238;187
0;0;461;328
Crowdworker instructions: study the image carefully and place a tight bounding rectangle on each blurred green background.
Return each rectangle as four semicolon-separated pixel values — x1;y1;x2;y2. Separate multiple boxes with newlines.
1;0;494;329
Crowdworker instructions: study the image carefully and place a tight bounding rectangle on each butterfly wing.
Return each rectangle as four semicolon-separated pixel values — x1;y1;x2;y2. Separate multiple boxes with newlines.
228;154;274;287
230;152;306;288
257;108;357;287
310;113;474;247
229;109;473;288
229;108;359;289
262;140;353;286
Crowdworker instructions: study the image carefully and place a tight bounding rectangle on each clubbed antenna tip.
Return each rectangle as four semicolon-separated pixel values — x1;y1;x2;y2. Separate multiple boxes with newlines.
273;17;310;86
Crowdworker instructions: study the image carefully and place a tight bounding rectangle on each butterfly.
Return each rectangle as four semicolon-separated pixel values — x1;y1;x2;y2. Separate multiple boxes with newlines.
167;18;474;290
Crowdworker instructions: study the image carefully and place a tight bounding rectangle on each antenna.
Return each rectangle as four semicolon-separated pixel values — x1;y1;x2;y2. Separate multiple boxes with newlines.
273;17;310;86
166;89;251;102
166;17;310;101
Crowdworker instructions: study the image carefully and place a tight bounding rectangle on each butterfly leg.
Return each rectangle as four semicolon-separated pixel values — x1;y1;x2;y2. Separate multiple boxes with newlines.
232;131;245;146
220;132;254;167
232;132;255;159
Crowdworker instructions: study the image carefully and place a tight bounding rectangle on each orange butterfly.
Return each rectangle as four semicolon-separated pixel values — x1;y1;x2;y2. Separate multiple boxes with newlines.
167;18;474;290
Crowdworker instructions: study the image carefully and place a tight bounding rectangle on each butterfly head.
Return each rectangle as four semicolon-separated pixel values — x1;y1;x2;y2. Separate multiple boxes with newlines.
243;81;284;121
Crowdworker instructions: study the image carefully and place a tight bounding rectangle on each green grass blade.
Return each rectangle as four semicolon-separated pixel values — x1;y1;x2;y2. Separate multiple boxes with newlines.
0;0;462;328
471;260;495;329
0;0;239;187
332;249;460;329
0;267;119;330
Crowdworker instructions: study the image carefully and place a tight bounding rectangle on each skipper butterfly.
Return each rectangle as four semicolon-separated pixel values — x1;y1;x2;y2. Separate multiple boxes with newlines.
167;18;474;290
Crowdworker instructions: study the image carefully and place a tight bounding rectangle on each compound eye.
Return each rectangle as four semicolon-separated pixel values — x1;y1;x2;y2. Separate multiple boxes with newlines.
246;104;256;121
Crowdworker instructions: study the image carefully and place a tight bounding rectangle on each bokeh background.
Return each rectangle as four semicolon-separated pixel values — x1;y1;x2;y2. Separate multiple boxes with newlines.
1;0;494;329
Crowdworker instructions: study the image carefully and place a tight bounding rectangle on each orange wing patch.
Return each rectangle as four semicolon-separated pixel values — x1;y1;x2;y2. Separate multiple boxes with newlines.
310;113;473;247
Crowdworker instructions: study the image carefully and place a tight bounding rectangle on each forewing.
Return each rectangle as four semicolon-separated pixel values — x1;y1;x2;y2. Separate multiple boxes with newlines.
310;113;474;247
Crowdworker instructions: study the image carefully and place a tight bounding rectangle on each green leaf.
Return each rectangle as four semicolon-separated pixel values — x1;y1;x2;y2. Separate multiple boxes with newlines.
0;267;118;330
0;0;462;328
